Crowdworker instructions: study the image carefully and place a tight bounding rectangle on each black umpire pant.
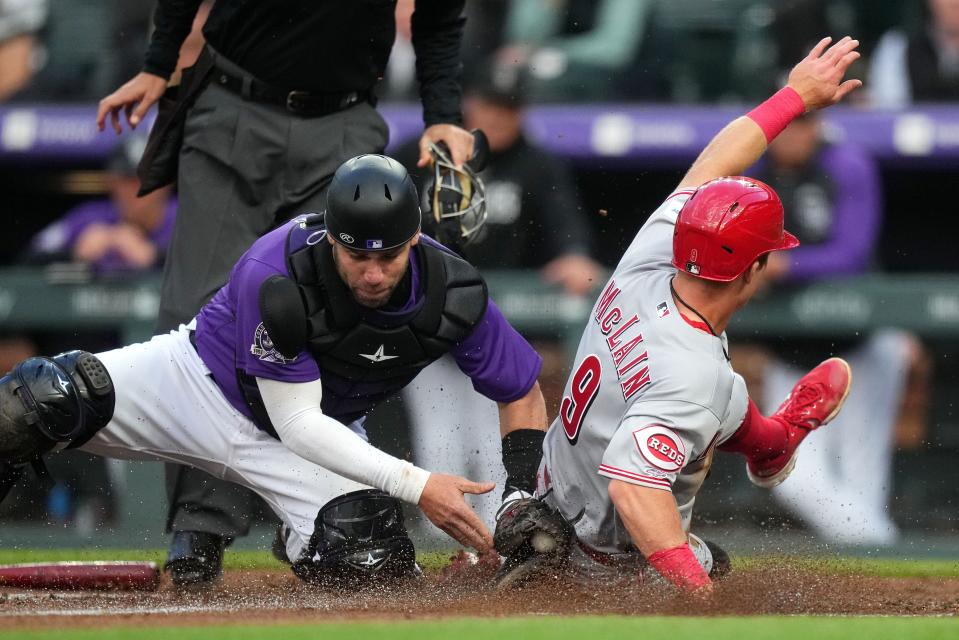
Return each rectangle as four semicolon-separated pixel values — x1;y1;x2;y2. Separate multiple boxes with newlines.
158;50;390;539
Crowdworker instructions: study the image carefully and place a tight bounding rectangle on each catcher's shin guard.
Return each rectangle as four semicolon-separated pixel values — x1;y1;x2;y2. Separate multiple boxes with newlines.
0;351;115;463
292;489;419;587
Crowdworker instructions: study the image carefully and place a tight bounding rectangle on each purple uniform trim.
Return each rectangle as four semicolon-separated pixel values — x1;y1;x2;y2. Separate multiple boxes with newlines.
452;302;542;402
785;144;881;281
194;218;542;424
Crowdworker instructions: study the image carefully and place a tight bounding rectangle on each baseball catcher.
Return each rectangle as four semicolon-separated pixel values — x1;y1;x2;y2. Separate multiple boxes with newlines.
493;36;862;594
1;154;548;587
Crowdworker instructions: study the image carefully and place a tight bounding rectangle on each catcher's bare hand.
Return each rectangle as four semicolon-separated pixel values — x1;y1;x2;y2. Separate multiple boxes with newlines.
418;124;475;169
97;72;168;134
418;473;495;553
787;36;862;112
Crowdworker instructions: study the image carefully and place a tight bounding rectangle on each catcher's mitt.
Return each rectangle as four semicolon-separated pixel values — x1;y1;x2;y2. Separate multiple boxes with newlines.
493;495;575;589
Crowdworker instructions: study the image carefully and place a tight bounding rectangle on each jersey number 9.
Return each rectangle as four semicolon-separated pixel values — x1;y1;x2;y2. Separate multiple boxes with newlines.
561;354;602;445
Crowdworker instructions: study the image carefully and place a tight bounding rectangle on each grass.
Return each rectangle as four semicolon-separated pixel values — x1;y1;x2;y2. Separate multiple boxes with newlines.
5;617;959;640
734;554;959;578
1;548;957;577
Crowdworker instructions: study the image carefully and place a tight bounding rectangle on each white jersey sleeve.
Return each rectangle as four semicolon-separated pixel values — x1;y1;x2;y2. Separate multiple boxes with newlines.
257;377;430;504
599;400;719;491
616;190;695;275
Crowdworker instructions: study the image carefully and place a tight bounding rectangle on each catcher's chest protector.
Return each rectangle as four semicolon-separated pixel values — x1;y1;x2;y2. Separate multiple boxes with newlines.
275;216;488;384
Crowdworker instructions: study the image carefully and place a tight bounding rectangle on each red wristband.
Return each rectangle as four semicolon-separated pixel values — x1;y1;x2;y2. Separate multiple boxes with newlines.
646;542;711;591
746;86;806;144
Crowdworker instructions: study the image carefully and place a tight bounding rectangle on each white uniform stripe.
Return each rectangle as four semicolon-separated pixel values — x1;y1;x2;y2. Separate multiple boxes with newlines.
598;464;672;489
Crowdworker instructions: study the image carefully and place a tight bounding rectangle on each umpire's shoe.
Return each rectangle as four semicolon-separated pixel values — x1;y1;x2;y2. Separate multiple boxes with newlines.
165;531;228;588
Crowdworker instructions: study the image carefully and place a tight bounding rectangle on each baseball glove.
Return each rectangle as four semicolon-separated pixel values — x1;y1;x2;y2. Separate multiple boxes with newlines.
493;495;575;589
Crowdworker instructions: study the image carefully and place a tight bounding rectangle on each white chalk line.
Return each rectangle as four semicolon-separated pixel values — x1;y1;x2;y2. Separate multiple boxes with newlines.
0;605;274;617
0;592;334;617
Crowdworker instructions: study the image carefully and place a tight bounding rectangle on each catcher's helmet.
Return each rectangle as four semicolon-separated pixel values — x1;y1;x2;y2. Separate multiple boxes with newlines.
325;155;421;251
292;489;418;587
672;176;800;282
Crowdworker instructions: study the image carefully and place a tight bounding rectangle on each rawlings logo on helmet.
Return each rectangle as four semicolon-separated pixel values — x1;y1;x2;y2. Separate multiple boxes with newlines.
339;233;355;244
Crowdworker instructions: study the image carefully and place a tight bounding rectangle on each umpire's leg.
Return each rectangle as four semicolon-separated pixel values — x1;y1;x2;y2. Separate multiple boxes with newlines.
157;80;283;586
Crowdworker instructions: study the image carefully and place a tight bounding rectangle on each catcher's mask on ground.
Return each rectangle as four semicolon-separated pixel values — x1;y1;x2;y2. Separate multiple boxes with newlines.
428;136;488;247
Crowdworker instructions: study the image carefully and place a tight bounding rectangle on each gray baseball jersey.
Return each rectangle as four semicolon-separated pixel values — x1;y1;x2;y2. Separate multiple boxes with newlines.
540;190;749;554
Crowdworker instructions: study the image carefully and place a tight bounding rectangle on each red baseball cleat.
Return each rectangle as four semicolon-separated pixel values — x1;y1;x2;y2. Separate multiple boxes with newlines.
747;357;852;488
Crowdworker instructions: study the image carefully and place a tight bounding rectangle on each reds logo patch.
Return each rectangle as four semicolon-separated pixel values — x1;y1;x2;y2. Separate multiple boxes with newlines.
633;425;687;473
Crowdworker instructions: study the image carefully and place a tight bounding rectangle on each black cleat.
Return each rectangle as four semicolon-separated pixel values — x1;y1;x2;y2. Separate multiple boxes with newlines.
165;531;227;588
271;525;291;565
704;539;731;580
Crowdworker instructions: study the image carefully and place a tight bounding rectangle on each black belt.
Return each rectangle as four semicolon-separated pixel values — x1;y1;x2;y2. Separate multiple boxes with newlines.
188;329;199;351
211;67;372;116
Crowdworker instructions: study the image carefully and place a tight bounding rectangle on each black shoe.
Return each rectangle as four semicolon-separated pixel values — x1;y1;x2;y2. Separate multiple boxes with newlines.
271;525;291;565
165;531;227;588
704;539;731;580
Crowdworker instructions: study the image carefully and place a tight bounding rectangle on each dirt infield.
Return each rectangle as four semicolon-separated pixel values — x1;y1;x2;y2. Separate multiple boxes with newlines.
2;564;959;630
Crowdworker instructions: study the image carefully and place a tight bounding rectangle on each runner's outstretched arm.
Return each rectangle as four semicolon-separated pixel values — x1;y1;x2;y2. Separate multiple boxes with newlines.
677;36;862;191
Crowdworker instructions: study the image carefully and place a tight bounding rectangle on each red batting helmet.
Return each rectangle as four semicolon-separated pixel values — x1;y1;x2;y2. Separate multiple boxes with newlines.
672;176;800;282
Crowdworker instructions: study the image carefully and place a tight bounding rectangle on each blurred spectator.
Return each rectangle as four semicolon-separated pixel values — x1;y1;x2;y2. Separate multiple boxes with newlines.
99;1;157;100
8;0;153;102
382;0;418;102
733;113;930;546
761;1;868;102
772;1;859;72
2;134;172;372
0;0;47;101
385;0;511;103
395;63;603;535
398;63;603;295
0;135;168;534
25;136;176;273
650;0;758;102
496;0;666;102
870;0;959;107
461;0;511;71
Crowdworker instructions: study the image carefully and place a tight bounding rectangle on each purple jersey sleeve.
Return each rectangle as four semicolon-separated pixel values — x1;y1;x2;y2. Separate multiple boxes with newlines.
451;300;542;402
234;258;321;383
786;144;881;281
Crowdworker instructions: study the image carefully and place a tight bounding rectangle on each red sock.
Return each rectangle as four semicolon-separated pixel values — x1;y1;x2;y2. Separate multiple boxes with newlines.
718;398;788;460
